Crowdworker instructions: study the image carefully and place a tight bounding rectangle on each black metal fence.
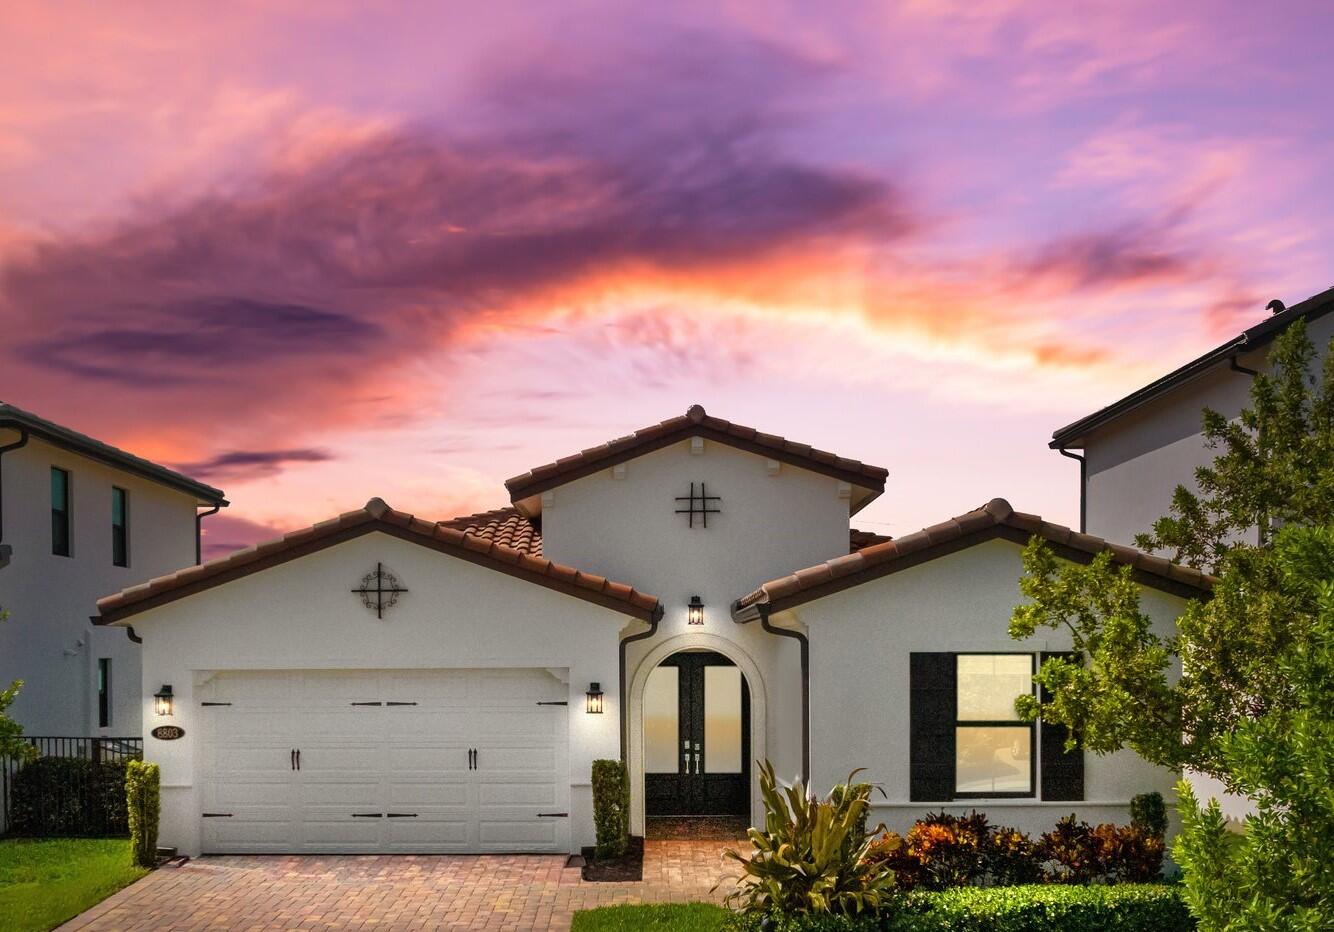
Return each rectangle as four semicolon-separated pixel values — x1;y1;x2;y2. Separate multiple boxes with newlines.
1;736;143;837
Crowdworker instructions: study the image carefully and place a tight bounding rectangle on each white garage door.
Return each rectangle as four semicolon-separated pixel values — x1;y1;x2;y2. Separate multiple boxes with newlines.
196;669;569;854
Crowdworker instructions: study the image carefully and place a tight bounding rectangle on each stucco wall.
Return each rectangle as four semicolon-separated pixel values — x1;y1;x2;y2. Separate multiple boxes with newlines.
542;440;850;830
121;530;624;856
0;432;199;735
791;538;1189;836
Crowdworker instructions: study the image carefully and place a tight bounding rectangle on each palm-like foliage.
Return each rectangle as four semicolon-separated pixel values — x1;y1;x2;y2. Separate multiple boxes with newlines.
718;761;896;916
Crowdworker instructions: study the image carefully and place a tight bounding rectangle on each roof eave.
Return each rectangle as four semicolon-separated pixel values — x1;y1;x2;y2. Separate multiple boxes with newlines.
0;408;227;505
1052;286;1334;448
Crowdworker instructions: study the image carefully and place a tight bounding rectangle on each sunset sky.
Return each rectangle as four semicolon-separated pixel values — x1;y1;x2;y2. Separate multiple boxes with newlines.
1;2;1331;559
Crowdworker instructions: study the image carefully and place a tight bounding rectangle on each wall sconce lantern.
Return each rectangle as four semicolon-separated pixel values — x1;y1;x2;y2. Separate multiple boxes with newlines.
687;595;705;625
585;682;604;714
153;684;174;717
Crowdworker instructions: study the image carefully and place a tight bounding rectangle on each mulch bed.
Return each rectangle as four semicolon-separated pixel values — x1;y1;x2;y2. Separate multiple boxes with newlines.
580;835;644;882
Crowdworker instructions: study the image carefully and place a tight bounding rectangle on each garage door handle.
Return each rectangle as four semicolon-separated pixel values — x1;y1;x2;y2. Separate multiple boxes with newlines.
385;701;417;706
386;812;417;818
537;812;568;818
202;812;233;818
352;812;383;818
350;701;382;706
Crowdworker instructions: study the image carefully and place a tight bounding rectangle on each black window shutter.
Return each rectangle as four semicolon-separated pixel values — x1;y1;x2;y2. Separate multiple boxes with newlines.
1039;651;1084;801
910;653;956;802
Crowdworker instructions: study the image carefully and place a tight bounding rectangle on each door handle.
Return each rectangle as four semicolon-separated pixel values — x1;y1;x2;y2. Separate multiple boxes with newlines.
296;749;301;771
290;749;296;771
386;812;418;818
473;748;479;771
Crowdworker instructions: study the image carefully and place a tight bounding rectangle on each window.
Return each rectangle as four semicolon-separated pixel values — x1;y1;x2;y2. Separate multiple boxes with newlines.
51;467;71;556
954;654;1034;796
97;658;111;728
111;487;128;567
911;652;1083;803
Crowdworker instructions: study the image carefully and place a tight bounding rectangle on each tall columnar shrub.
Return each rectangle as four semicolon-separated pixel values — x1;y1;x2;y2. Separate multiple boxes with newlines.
125;760;160;868
591;759;629;859
1130;791;1168;839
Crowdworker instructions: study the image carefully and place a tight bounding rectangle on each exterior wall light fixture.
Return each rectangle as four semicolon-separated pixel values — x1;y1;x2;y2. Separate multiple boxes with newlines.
586;682;604;714
153;684;174;717
687;595;705;625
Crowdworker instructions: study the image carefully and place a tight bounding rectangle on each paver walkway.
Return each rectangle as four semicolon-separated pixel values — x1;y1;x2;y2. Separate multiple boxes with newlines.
61;840;742;931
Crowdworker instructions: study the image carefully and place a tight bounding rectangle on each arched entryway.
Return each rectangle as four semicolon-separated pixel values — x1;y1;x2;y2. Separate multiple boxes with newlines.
643;650;751;821
627;633;767;835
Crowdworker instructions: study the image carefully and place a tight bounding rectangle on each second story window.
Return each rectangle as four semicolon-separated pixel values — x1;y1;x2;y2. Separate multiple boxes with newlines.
51;467;71;557
112;487;129;567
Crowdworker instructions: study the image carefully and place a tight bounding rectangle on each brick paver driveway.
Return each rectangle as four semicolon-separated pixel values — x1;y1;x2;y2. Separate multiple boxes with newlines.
61;840;741;932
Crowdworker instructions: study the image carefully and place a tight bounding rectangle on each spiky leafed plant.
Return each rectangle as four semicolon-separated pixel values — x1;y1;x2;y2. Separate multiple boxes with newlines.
716;761;896;917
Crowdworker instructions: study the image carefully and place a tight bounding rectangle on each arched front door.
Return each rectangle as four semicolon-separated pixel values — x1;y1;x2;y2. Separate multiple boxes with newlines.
643;651;751;816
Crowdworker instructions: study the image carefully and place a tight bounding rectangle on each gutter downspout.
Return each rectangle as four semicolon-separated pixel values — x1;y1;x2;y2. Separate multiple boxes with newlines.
195;504;221;565
618;605;663;761
733;600;809;783
1056;446;1086;533
1229;355;1260;378
0;424;31;544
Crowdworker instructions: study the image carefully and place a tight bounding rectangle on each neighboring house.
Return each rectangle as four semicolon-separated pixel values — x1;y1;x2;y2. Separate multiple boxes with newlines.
1051;286;1334;541
1050;285;1334;822
93;405;1207;857
0;403;227;736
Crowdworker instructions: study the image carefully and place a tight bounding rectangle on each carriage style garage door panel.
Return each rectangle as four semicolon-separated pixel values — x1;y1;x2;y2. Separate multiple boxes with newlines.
196;669;569;854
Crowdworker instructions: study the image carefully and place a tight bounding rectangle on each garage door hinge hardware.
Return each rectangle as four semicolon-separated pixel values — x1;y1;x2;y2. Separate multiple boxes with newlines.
385;701;417;706
200;702;232;706
350;701;383;706
386;812;418;818
352;812;383;818
201;812;233;818
536;701;568;706
537;812;568;818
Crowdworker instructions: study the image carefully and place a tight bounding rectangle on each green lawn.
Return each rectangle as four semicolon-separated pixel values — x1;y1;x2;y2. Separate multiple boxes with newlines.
571;903;728;932
0;838;148;932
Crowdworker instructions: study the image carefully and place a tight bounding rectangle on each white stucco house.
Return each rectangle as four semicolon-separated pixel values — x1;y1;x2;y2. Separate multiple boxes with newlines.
1050;284;1334;821
0;402;227;736
93;404;1210;857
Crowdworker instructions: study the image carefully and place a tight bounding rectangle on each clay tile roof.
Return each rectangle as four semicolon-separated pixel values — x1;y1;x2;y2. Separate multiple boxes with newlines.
849;528;892;552
734;497;1214;615
504;404;888;510
439;507;543;557
96;498;660;625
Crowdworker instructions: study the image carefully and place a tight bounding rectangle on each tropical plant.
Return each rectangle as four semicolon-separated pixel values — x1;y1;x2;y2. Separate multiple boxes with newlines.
718;761;895;917
591;759;630;859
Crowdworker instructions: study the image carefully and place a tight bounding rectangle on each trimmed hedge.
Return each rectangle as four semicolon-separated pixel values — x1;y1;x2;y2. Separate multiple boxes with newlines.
591;759;629;859
125;760;160;868
723;884;1194;932
5;757;131;836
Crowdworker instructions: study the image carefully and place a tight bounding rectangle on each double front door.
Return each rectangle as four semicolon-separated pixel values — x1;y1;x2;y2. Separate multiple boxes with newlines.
644;651;749;816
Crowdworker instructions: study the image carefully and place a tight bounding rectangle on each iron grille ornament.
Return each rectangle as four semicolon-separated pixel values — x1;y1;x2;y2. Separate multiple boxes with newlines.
352;562;408;618
674;481;721;528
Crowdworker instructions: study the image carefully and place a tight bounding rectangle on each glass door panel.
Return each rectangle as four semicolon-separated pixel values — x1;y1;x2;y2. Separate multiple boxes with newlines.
644;665;680;774
703;665;741;773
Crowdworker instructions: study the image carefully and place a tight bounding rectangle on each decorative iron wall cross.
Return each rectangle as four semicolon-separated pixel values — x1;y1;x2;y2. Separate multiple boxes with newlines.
674;482;721;528
351;562;408;619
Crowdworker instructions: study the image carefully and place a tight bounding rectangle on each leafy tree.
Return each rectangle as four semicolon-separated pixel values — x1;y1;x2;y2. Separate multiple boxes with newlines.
1010;321;1334;928
0;607;37;762
1172;527;1333;930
